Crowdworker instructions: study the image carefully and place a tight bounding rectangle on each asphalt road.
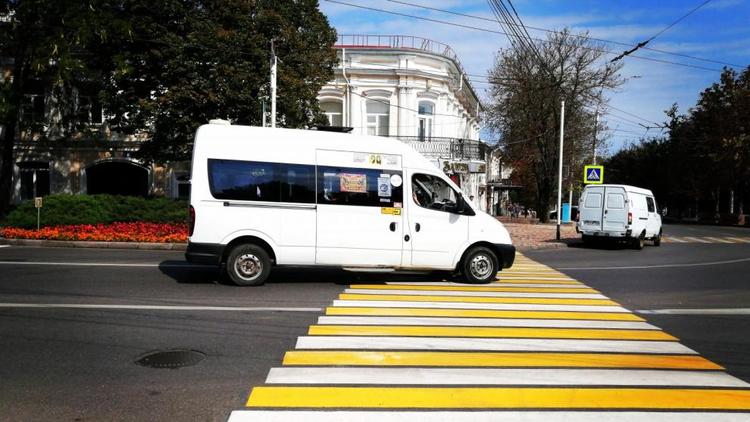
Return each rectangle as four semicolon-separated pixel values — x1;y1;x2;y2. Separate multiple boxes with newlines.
0;222;749;421
527;222;750;383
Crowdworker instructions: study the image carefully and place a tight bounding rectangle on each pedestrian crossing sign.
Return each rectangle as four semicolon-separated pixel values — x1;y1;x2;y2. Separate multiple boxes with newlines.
584;165;604;184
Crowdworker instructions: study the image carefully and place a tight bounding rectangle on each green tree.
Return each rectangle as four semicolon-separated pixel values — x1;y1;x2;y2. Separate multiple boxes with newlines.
486;29;624;221
0;0;114;215
0;1;337;215
100;0;338;163
604;67;750;219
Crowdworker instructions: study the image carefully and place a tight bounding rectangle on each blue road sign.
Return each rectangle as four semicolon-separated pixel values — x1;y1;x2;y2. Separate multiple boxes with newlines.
584;165;604;184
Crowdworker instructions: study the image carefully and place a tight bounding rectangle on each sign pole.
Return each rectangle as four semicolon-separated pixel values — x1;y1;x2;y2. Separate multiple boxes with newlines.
270;40;277;128
557;100;565;241
34;197;43;230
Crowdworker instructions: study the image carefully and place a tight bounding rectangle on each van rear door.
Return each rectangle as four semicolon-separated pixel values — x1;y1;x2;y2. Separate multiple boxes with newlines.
315;149;405;267
580;186;605;232
603;186;628;233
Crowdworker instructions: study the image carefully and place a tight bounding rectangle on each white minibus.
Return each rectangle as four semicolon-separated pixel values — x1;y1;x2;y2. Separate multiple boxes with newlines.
577;184;662;249
185;123;515;285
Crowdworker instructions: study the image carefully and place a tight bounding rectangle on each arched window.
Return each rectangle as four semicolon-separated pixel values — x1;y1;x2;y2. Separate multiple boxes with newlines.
366;99;389;136
418;101;434;141
320;101;343;126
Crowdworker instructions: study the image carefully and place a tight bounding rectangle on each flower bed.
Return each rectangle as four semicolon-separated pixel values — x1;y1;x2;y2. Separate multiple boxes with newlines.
0;222;188;243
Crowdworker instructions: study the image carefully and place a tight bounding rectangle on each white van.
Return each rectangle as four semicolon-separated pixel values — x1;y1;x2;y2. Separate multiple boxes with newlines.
577;184;662;249
185;123;515;285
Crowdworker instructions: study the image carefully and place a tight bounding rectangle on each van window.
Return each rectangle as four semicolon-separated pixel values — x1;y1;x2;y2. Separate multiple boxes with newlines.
280;164;316;203
606;193;625;209
646;197;656;213
412;173;459;213
584;193;602;208
318;166;403;207
208;159;315;203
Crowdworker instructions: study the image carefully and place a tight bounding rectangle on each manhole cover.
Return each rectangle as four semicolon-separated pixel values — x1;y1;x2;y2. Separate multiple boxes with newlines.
136;349;206;369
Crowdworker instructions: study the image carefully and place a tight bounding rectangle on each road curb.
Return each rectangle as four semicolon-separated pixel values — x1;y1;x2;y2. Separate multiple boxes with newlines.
516;242;570;252
0;237;187;251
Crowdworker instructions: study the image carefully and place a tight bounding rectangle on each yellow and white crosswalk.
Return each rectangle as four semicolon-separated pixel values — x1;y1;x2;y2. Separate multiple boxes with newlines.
663;235;750;244
228;255;750;421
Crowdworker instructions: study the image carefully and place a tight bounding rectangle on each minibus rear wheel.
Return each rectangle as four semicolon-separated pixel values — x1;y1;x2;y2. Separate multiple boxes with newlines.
463;246;499;284
226;243;271;286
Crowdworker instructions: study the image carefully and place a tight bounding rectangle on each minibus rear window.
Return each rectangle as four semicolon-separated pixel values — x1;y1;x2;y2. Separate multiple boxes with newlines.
208;159;315;204
317;166;403;207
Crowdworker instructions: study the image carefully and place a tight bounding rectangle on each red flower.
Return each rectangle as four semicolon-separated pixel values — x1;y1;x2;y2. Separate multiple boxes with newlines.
0;222;188;243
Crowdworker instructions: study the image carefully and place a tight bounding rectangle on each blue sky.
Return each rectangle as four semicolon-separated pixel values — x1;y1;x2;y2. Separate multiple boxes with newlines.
319;0;750;153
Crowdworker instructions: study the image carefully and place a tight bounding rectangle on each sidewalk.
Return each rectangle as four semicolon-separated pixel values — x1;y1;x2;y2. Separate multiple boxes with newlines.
0;238;187;250
504;222;578;251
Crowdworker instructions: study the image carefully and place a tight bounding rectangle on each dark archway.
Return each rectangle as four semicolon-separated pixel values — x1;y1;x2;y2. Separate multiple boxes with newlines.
86;161;149;196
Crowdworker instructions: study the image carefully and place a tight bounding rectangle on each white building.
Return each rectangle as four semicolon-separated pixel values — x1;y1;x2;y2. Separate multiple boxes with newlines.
317;35;490;211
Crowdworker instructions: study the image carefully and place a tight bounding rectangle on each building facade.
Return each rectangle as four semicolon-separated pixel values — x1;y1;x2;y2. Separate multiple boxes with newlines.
318;35;491;211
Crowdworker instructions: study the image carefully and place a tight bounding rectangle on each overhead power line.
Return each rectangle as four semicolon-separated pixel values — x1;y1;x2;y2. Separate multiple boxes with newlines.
611;0;714;63
384;0;742;68
324;0;724;72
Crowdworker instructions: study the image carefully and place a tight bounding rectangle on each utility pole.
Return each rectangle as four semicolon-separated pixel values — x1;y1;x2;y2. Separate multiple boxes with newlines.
270;40;277;128
592;111;599;165
557;100;565;241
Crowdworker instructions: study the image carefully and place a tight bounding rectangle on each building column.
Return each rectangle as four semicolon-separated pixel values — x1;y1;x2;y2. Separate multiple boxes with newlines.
397;83;412;138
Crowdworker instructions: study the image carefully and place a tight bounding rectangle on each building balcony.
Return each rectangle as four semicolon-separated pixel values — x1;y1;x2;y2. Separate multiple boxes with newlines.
335;35;465;72
394;136;487;161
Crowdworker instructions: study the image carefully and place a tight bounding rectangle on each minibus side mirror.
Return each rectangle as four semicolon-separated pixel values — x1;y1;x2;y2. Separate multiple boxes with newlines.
455;195;475;216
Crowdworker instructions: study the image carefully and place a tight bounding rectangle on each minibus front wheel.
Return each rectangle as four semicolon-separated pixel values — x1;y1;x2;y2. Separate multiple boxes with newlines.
226;243;272;286
463;246;499;284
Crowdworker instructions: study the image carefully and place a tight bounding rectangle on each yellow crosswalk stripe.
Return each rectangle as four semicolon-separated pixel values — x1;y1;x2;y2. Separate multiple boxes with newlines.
282;351;723;369
246;386;750;409
339;293;614;306
307;325;676;340
325;307;645;321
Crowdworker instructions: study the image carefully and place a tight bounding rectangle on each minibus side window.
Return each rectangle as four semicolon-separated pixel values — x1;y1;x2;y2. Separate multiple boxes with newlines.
412;174;459;213
317;166;403;207
646;197;656;213
280;164;315;204
208;159;315;204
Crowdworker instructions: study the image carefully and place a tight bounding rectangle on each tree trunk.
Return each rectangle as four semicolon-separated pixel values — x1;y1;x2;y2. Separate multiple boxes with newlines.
536;177;553;223
0;119;16;215
0;54;24;216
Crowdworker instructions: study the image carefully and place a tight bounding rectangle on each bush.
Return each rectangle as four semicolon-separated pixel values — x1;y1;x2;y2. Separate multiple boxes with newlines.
2;195;188;228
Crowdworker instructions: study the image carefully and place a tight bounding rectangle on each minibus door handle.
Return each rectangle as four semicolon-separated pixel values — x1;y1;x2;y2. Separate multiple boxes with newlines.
389;222;397;232
415;223;421;232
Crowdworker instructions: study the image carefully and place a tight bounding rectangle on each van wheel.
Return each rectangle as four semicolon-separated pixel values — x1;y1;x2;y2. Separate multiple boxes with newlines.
654;230;662;247
462;247;499;284
226;244;271;286
632;232;645;250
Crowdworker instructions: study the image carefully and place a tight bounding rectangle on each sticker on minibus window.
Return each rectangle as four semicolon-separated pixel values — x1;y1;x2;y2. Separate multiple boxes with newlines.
378;176;392;197
340;173;367;193
390;174;402;187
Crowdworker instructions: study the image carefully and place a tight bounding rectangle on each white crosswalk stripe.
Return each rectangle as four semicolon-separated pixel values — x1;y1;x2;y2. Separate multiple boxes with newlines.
664;236;750;244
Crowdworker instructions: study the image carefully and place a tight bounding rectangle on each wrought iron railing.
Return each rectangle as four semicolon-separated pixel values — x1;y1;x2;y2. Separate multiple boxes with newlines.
335;34;468;79
394;136;487;161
